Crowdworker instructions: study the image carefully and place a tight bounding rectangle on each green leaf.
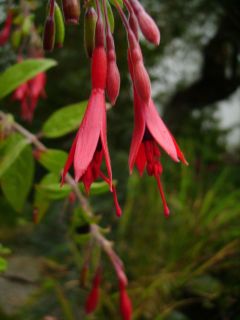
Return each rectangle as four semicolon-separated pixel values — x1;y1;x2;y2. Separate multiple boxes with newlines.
80;181;110;195
36;173;71;200
1;144;34;212
0;257;8;273
38;149;68;174
0;59;57;99
0;133;29;178
42;101;87;138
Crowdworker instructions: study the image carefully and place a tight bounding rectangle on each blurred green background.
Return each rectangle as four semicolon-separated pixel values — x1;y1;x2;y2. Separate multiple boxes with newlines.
0;0;240;319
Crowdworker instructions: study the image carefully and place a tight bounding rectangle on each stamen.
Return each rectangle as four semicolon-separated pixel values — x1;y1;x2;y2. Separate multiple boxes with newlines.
155;174;170;218
99;171;122;217
112;186;122;217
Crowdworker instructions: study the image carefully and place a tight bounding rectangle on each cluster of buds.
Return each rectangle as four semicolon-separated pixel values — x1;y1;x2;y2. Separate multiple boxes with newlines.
54;0;187;217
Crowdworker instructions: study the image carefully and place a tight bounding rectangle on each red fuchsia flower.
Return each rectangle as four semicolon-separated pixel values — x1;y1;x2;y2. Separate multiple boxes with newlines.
128;52;187;217
119;277;132;320
0;12;12;46
85;267;101;314
12;72;46;122
62;9;122;217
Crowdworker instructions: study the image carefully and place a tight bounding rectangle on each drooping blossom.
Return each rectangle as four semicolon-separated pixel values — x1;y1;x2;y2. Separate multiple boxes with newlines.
62;7;122;217
128;52;187;217
85;267;101;314
12;72;46;122
0;12;12;46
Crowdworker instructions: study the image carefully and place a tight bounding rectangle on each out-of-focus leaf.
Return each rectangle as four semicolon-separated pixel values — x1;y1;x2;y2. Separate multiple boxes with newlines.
0;59;57;99
38;149;68;174
0;244;11;256
80;181;110;195
187;275;222;298
1;144;34;212
34;188;50;224
36;173;71;200
0;133;29;178
0;257;8;273
42;101;87;138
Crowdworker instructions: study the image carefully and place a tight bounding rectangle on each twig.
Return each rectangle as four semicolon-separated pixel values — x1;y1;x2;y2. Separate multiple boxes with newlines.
0;111;125;276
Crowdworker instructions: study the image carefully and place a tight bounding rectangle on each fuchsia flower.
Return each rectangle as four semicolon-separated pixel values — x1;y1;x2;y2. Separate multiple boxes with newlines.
0;12;12;46
12;72;46;122
62;12;122;217
128;52;187;217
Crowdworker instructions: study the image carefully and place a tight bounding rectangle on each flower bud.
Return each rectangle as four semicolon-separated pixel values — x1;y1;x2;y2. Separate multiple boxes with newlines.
54;1;65;48
85;268;101;314
91;46;107;90
84;7;97;58
129;11;139;41
106;34;120;105
137;10;160;46
62;0;80;25
132;60;151;104
129;0;160;45
95;14;105;48
128;31;151;104
43;16;55;52
119;280;132;320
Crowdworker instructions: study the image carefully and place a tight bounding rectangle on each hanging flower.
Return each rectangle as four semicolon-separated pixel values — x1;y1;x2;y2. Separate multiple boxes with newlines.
62;11;122;217
128;52;187;217
12;72;46;122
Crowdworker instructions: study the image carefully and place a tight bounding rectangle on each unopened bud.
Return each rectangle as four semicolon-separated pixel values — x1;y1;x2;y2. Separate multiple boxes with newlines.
54;1;65;48
129;0;160;45
132;60;151;104
62;0;80;25
137;10;160;45
84;7;97;58
106;34;120;105
43;16;55;52
85;267;101;314
95;14;105;47
128;31;151;104
129;11;139;41
119;280;132;320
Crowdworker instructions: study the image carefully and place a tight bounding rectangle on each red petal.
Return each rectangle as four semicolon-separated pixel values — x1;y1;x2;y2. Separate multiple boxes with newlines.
128;89;145;174
144;100;179;162
74;91;104;181
61;133;78;185
135;143;146;175
100;97;113;189
167;130;188;165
